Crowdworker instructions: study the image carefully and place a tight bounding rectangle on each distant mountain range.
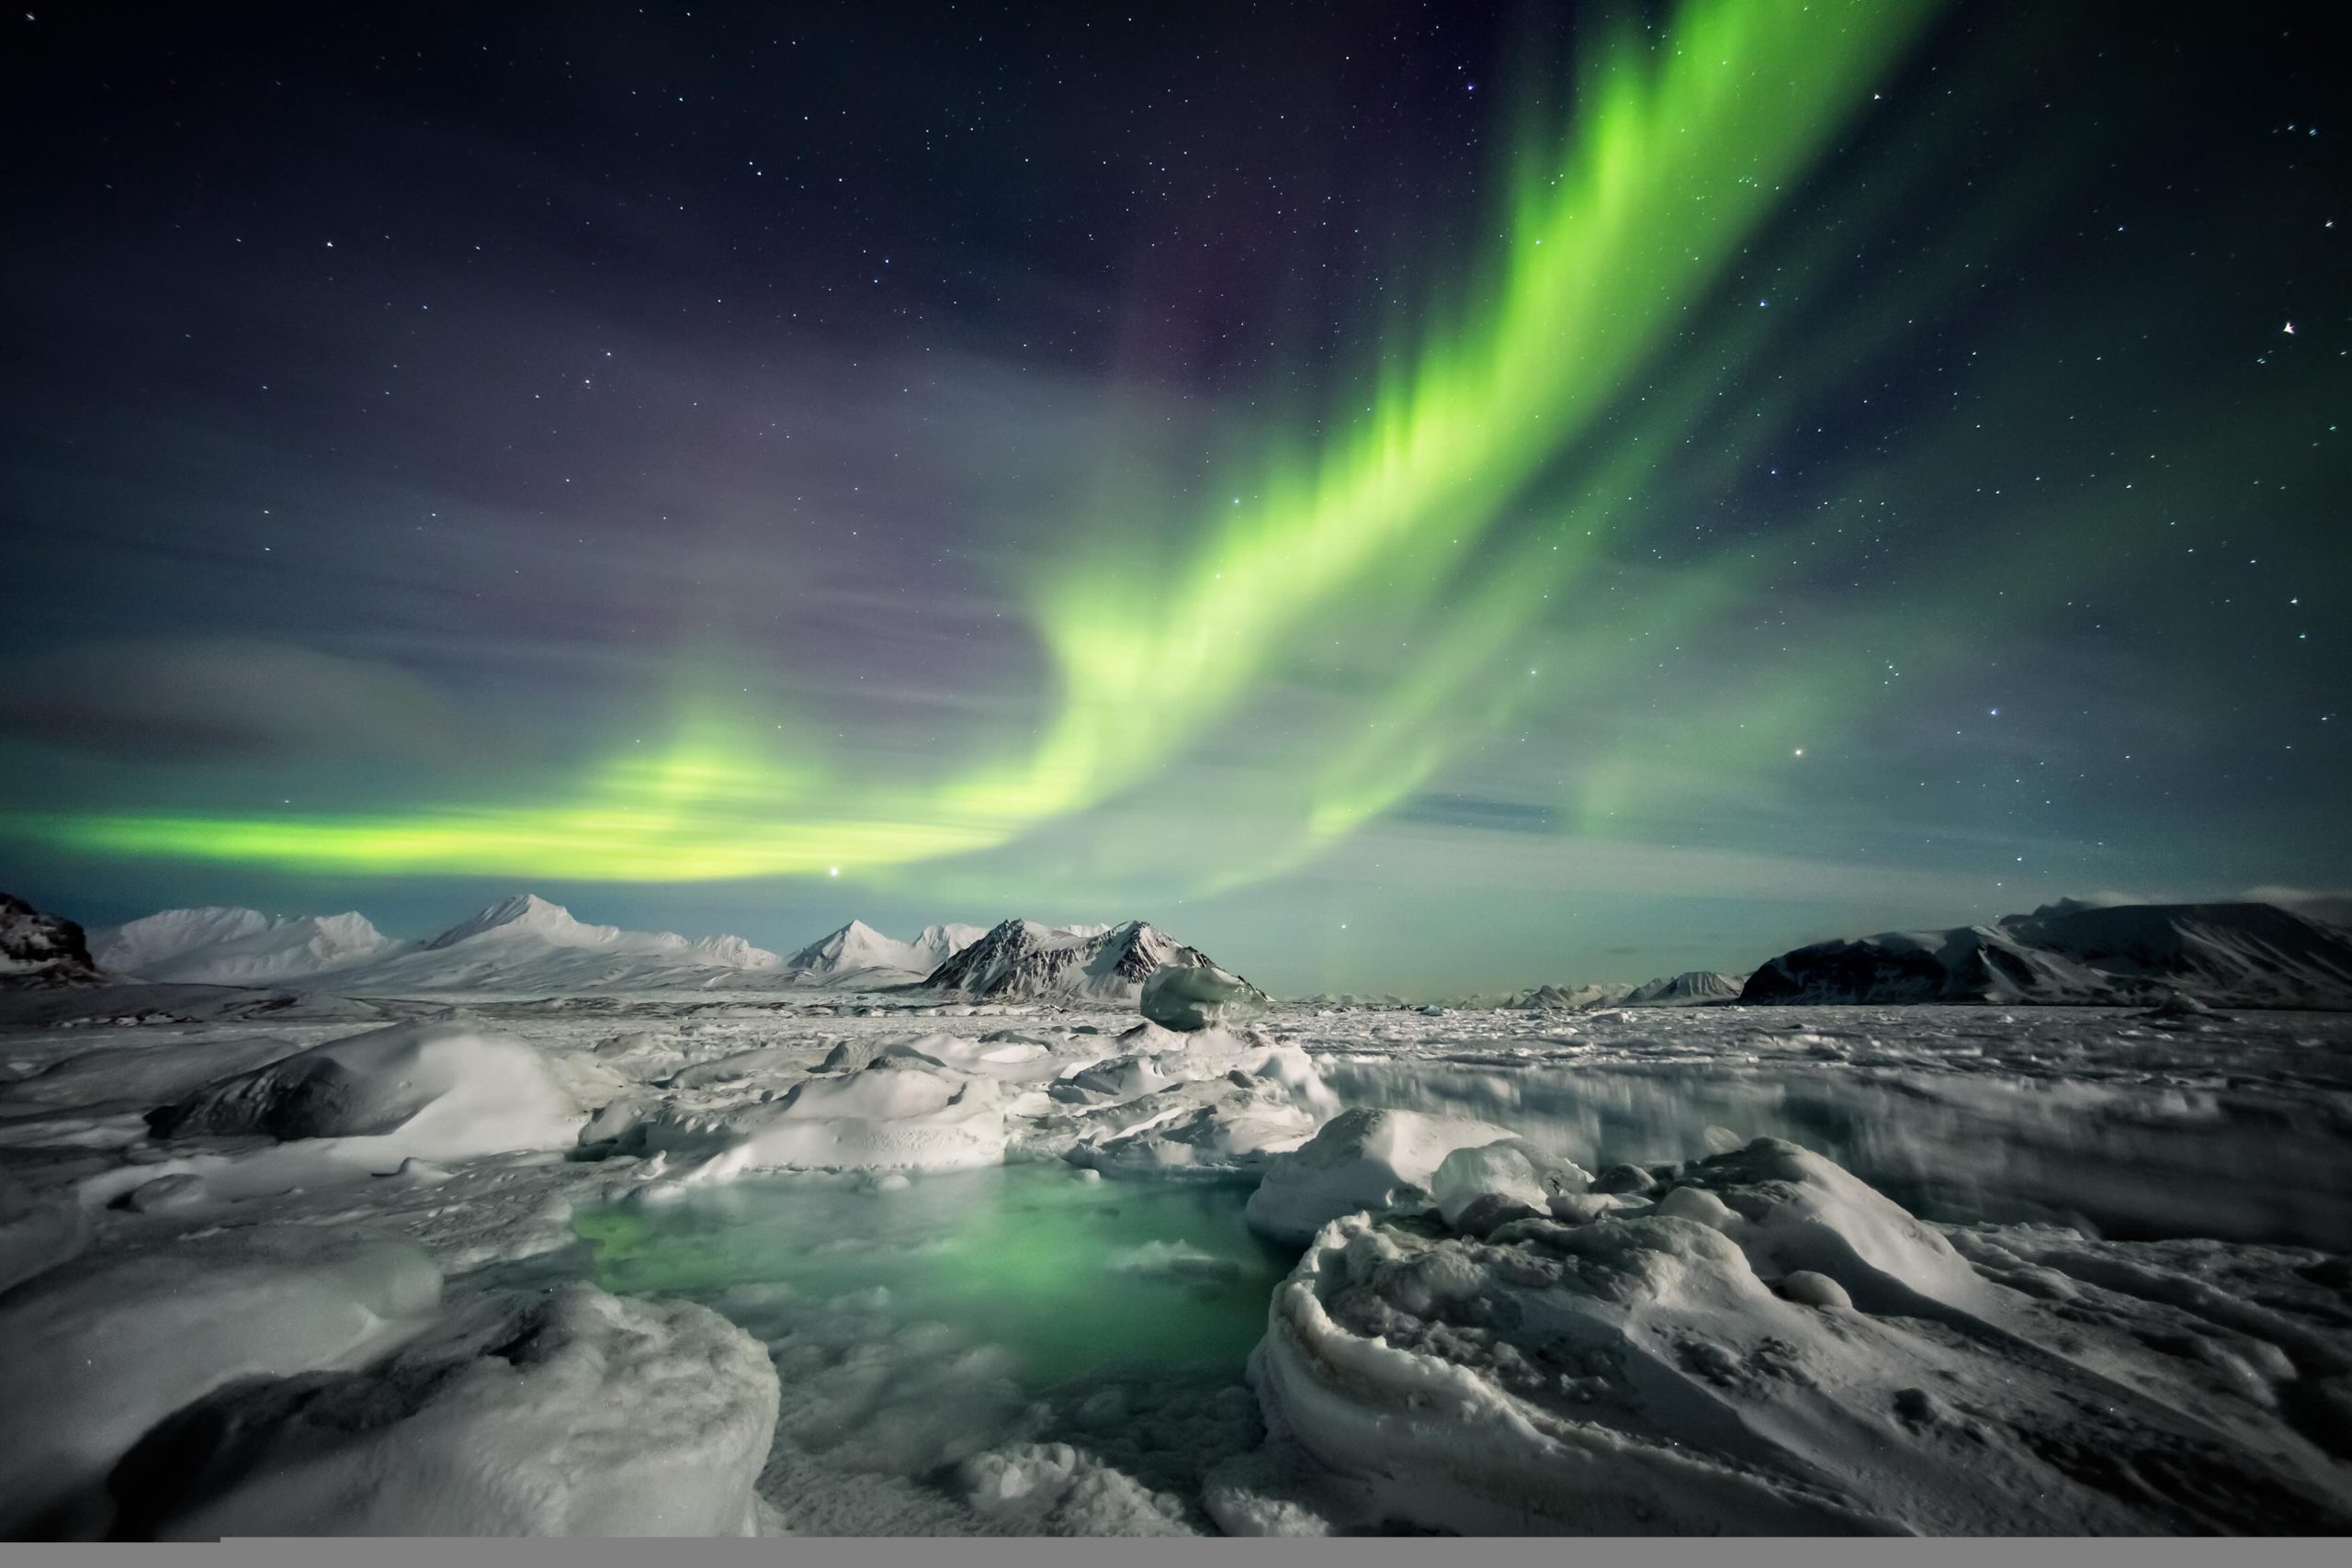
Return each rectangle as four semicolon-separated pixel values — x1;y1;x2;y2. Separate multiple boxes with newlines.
1740;899;2352;1009
11;887;2351;1010
1493;972;1749;1012
57;895;1225;1003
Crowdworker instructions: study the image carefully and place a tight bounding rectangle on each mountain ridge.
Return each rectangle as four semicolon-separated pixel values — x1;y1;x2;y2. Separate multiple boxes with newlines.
1742;900;2352;1009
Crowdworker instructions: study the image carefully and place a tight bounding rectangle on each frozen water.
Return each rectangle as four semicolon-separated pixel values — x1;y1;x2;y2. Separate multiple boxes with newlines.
1;982;2346;1536
573;1163;1293;1533
577;1164;1294;1389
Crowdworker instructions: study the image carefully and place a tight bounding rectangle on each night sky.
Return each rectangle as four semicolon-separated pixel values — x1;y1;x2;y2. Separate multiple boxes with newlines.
2;1;2346;996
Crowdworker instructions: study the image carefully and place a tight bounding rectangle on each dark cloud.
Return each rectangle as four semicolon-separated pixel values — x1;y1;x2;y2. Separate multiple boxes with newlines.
0;637;474;764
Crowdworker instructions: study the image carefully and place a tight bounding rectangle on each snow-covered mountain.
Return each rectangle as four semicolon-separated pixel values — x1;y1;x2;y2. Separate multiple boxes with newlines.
922;918;1246;1002
73;894;1064;998
1502;982;1632;1012
94;906;407;985
782;919;984;982
85;894;796;996
1741;900;2352;1009
335;894;788;993
1494;972;1746;1011
1999;899;2352;1006
416;893;693;954
0;892;101;986
1623;970;1749;1007
95;906;271;973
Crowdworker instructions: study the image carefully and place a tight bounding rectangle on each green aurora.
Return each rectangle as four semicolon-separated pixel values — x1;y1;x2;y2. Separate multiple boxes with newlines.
17;0;1946;888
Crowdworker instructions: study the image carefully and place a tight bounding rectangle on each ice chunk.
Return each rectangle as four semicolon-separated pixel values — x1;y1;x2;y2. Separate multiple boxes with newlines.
958;1443;1193;1536
1244;1108;1520;1245
1139;964;1261;1032
1777;1269;1853;1309
627;1056;1007;1176
1430;1137;1591;1229
1066;1076;1318;1178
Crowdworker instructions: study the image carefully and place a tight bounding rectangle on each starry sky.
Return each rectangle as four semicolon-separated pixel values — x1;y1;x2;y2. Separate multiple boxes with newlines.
1;0;2346;998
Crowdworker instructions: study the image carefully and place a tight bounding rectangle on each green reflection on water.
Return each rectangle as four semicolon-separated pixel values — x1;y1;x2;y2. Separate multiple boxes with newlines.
574;1163;1298;1387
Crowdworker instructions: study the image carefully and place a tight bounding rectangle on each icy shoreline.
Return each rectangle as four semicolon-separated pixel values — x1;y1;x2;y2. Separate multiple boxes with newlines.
1;989;2347;1536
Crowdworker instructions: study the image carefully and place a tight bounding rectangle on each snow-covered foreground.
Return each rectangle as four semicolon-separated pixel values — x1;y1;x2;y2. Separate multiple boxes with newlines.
1;987;2348;1536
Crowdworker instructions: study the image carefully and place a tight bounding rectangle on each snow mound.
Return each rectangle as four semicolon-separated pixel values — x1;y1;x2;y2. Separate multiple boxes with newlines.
0;1227;440;1538
149;1019;588;1163
1048;1053;1180;1106
0;892;101;987
108;1284;779;1538
1742;900;2352;1009
1251;1137;2352;1533
1139;963;1269;1032
1244;1109;1521;1246
625;1056;1007;1176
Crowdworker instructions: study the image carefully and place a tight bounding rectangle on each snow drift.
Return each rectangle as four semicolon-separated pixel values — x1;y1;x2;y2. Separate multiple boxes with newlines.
148;1018;589;1163
1247;1136;2352;1534
108;1284;780;1538
0;1228;442;1537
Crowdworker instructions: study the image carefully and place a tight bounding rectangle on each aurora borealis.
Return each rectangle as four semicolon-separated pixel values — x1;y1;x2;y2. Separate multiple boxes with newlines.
2;1;2346;994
